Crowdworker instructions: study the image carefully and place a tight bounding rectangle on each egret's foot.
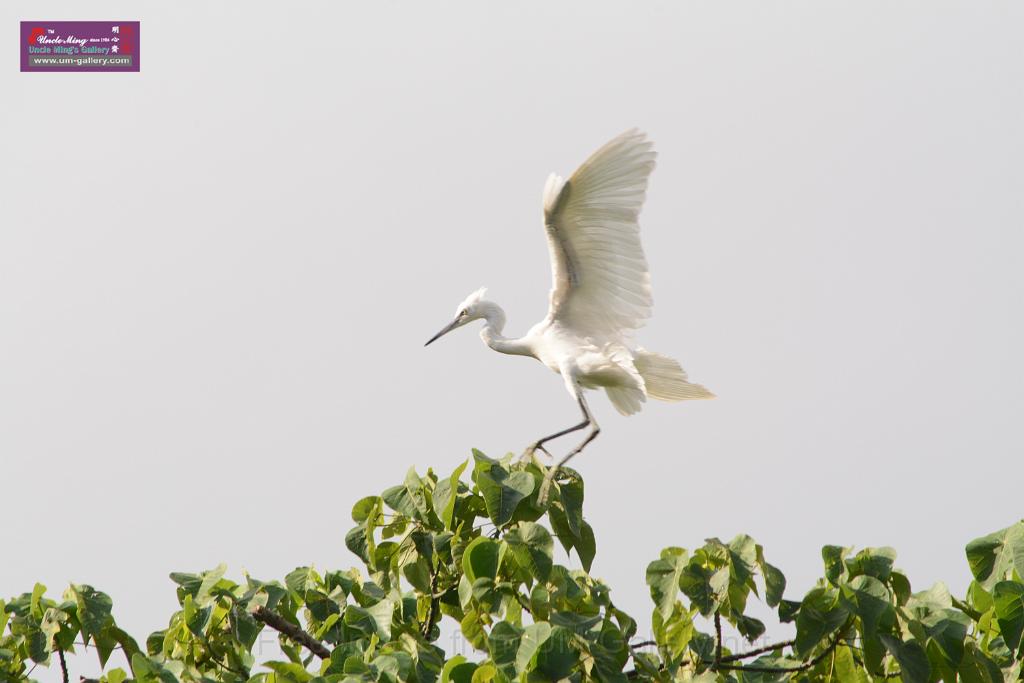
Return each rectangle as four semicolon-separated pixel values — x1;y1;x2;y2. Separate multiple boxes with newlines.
537;465;559;506
521;442;552;464
538;442;589;505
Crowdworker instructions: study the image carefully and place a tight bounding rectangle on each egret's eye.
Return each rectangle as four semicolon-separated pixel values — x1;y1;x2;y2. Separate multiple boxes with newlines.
459;309;468;318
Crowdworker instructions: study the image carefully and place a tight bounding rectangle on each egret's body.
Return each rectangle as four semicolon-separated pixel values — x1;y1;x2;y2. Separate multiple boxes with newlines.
426;130;713;497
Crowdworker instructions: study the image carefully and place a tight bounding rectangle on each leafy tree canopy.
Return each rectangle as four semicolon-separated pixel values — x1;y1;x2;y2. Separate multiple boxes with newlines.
4;450;1023;683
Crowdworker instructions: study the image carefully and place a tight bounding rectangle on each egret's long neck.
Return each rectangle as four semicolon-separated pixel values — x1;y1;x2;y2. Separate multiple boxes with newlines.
478;302;532;357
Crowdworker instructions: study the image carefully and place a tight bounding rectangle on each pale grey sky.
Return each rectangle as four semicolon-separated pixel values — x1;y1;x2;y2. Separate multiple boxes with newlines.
3;2;1023;680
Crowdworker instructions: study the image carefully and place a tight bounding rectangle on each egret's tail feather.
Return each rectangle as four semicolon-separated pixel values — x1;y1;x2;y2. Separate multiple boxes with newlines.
605;386;646;416
635;351;715;401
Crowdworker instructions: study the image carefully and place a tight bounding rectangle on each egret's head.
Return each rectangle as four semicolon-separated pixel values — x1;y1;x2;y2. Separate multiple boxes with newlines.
424;287;487;346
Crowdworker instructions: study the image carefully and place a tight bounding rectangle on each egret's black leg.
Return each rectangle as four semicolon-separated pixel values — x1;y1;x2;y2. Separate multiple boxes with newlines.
538;394;599;504
525;395;591;458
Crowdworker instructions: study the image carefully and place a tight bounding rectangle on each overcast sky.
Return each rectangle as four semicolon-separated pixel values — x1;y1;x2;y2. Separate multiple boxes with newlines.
3;2;1023;680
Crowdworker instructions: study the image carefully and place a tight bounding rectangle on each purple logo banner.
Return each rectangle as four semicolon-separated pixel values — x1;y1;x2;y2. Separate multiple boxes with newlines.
21;21;140;72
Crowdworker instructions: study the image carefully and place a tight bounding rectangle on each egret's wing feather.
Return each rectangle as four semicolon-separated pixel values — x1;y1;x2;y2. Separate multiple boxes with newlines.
542;129;656;338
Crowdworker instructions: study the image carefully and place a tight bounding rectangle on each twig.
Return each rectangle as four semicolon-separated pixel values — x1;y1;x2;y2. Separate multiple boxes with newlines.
713;613;723;666
202;651;249;677
629;640;657;650
714;631;844;674
719;638;796;663
56;646;69;683
849;650;903;678
513;591;535;616
421;571;440;639
252;606;331;659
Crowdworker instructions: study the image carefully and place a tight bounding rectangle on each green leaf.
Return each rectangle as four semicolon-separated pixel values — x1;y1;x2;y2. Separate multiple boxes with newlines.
736;614;766;641
591;621;630;683
921;610;970;676
232;607;261;648
304;588;339;622
905;582;954;628
992;580;1024;657
957;641;1003;683
822;545;851;586
196;563;227;606
183;594;211;637
144;630;165;657
131;653;182;683
477;465;534;527
404;467;432;520
547;501;575;555
841;575;891;636
516;622;552;673
462;537;502;583
487;621;522;680
646;547;688;619
40;607;66;640
382;484;420;519
27;629;49;663
550;611;602;635
557;475;585;538
967;580;994;614
265;661;314;683
850;546;897;581
577;521;597;572
778;598;801;623
833;645;869;683
470;577;501;614
433;460;468;530
168;572;202;600
30;583;46;620
352;496;382;523
651;606;693;661
441;656;478;683
460;610;488;650
728;535;758;586
105;668;129;683
794;587;848;657
507;522;554;581
346;526;370;564
470;663;496;683
73;585;113;641
758;563;786;610
530;585;551;621
879;634;930;683
535;626;578;680
890;570;912;605
965;521;1024;591
679;563;728;616
343;599;394;640
285;566;317;595
401;554;433;594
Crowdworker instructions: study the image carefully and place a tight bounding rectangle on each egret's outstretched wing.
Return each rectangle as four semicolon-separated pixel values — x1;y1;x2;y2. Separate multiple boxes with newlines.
542;129;656;339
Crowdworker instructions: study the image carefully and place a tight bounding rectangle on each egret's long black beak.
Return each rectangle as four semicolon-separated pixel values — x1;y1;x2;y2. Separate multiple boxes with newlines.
425;318;461;346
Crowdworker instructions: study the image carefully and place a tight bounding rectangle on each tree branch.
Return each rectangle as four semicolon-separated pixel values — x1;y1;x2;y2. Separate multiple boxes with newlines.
56;646;69;683
719;638;796;663
714;631;844;674
252;606;331;659
713;613;723;666
421;572;440;639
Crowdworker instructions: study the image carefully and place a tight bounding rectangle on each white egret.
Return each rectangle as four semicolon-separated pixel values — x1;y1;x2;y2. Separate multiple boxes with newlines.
425;129;714;499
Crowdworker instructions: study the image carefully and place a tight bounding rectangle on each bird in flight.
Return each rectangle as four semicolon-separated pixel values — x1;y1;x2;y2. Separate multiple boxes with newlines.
425;129;713;500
